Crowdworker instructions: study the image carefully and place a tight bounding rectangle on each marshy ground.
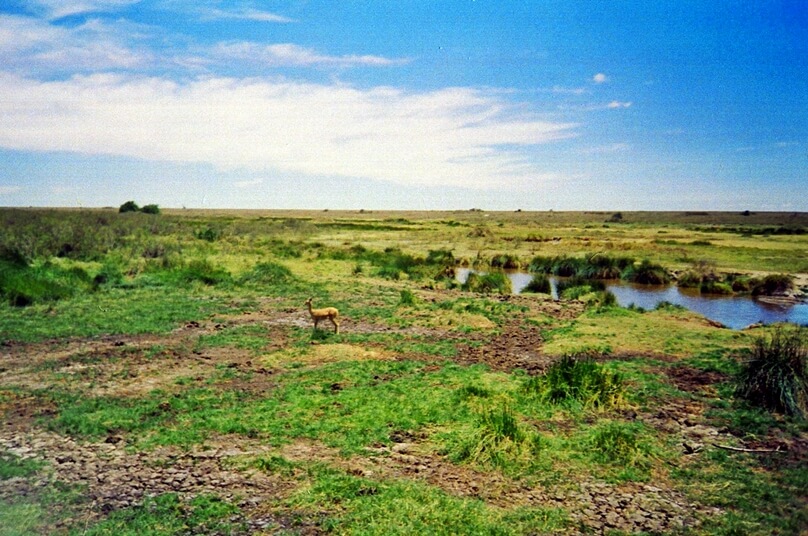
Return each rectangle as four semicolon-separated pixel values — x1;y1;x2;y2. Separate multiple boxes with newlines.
1;209;806;534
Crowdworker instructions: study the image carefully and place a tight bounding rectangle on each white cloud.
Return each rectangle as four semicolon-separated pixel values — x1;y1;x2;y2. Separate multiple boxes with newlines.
0;15;152;74
592;73;608;84
607;100;632;109
551;85;587;95
234;178;264;188
0;185;23;194
579;143;630;155
25;0;141;20
0;73;577;189
212;42;407;68
202;8;295;23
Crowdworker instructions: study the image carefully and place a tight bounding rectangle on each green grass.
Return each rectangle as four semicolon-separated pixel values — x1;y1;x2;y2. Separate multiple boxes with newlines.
74;493;242;536
736;326;808;418
0;452;44;480
444;398;544;471
288;464;569;535
674;448;808;535
0;286;227;343
2;208;806;535
522;354;629;411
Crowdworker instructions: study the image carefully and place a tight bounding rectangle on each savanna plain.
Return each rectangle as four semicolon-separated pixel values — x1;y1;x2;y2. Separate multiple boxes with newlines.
1;208;807;535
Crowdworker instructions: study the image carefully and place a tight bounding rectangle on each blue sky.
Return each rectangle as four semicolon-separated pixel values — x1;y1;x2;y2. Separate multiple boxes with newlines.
0;1;805;210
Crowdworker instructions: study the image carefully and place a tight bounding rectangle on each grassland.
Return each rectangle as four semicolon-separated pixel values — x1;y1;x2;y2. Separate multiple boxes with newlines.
1;208;806;535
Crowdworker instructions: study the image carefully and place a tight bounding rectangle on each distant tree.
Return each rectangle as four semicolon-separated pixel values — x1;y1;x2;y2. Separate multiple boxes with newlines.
141;204;161;214
119;201;140;213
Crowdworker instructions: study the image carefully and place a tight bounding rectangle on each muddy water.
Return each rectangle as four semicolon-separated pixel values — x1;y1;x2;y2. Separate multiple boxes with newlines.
456;268;808;330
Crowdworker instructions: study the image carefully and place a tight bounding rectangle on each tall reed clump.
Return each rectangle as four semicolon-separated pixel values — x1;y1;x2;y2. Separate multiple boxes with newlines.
523;354;628;410
528;254;633;279
587;420;652;470
736;326;808;419
522;273;551;294
461;271;512;294
620;259;671;285
446;398;543;470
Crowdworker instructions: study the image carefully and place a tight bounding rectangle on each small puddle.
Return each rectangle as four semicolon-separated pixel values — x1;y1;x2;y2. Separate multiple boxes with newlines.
456;268;808;329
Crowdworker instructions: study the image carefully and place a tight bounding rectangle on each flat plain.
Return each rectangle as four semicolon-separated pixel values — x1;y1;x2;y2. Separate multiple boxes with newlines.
1;208;806;535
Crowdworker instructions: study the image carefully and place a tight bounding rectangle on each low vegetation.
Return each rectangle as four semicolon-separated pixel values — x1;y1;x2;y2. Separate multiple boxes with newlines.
0;208;806;535
737;326;808;418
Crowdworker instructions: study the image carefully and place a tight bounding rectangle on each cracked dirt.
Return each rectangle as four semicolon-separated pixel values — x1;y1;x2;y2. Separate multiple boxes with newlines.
1;297;802;534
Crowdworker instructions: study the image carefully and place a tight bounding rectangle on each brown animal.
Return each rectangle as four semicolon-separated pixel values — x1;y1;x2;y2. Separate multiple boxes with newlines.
305;297;340;334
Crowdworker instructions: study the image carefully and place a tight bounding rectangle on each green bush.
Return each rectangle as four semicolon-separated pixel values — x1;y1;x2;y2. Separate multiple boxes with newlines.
119;200;140;213
523;354;627;410
528;254;633;279
462;271;512;294
490;254;521;270
140;204;160;215
0;260;91;306
700;280;733;295
752;274;794;296
737;326;808;418
195;226;221;242
177;259;231;286
399;289;418;305
621;260;671;285
239;261;293;286
522;274;551;294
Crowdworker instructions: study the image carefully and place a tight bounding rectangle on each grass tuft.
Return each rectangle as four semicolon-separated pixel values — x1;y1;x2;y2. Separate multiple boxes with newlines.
523;354;628;410
736;326;808;418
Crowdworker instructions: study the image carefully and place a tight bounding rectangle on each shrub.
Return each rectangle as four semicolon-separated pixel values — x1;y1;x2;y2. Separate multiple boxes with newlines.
119;200;140;213
752;274;794;296
621;260;671;285
528;255;633;279
0;260;90;306
524;354;627;410
239;261;293;286
141;204;161;215
195;226;221;242
490;254;520;270
736;326;808;418
700;280;733;295
462;271;512;294
178;259;231;286
399;289;417;306
522;274;551;294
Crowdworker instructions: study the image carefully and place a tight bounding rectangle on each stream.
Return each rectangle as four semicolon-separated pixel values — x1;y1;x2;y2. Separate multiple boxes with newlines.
456;268;808;330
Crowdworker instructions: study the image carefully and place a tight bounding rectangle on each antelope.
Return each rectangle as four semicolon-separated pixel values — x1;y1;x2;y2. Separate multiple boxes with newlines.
304;297;340;334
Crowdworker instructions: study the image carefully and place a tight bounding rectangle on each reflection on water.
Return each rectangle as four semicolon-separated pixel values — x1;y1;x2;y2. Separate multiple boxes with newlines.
456;268;808;330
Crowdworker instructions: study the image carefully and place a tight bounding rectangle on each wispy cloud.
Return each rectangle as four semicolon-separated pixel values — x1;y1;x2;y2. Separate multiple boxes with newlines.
0;185;23;194
234;178;264;188
0;15;153;74
201;8;296;23
24;0;141;20
0;73;577;189
578;143;630;155
551;85;588;95
212;42;408;68
607;100;632;109
592;73;608;84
